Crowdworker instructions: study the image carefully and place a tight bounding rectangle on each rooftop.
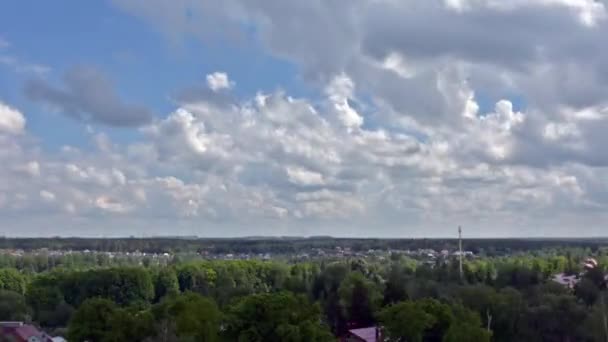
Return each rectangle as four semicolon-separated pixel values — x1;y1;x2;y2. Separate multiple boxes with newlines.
349;326;380;342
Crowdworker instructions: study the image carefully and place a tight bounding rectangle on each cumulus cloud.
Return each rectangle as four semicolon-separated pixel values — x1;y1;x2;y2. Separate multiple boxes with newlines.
0;101;26;134
112;0;608;126
5;1;608;236
15;161;41;177
95;195;131;213
286;166;325;186
206;72;233;92
39;190;56;202
3;80;608;236
24;66;153;127
325;74;364;130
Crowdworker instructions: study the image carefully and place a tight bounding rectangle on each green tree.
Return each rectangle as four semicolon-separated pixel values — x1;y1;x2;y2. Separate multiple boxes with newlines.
491;287;524;342
495;263;540;289
285;263;316;294
152;292;221;341
223;292;334;342
519;293;587;341
583;300;608;342
176;264;216;295
0;268;27;294
264;263;290;291
106;307;155;342
378;301;436;342
65;267;155;306
575;277;601;306
444;304;490;342
67;298;118;342
312;263;349;334
416;299;454;341
584;266;607;289
455;285;497;332
26;274;67;326
40;301;75;328
0;290;30;321
154;268;180;302
383;263;412;305
338;272;381;327
443;322;491;342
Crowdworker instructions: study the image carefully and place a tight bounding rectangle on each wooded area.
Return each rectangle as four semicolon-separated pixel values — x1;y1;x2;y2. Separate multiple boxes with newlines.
0;238;607;341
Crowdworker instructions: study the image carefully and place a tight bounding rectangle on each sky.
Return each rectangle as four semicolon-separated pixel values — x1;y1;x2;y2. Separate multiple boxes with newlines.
1;0;608;237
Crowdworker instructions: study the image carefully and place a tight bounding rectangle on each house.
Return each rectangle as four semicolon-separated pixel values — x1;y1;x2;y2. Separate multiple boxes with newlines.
0;322;53;342
552;271;608;289
551;273;579;289
341;326;383;342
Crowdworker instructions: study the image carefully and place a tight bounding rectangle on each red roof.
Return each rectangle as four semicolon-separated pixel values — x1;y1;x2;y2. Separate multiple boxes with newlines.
349;327;379;342
1;323;50;342
15;325;43;340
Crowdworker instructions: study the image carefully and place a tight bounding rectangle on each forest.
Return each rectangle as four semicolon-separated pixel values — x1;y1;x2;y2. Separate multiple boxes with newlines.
0;238;607;341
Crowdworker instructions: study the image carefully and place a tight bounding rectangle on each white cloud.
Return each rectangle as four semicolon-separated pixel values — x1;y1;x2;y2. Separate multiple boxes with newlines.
286;166;325;186
116;0;608;129
380;52;415;78
543;122;580;141
443;0;606;26
65;163;88;181
206;72;233;92
0;101;26;134
95;195;130;213
2;83;608;236
24;161;40;177
112;168;127;185
5;1;608;236
40;190;56;202
325;74;364;130
13;161;40;177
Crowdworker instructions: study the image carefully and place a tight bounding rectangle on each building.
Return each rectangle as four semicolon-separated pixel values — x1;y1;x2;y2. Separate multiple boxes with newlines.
552;257;608;289
551;273;579;289
341;326;383;342
0;322;54;342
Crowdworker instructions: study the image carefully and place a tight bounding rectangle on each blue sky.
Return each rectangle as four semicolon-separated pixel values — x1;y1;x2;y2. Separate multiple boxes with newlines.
1;0;311;150
1;0;608;237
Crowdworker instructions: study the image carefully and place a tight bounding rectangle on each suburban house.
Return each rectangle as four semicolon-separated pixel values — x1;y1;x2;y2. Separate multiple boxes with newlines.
341;326;383;342
552;257;608;289
551;273;580;289
0;322;54;342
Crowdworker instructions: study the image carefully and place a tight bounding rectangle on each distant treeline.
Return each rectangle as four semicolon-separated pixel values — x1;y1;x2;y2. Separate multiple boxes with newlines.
0;237;606;255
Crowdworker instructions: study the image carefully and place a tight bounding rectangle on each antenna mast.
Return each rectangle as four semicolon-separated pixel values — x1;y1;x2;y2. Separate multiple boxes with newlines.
458;226;463;281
